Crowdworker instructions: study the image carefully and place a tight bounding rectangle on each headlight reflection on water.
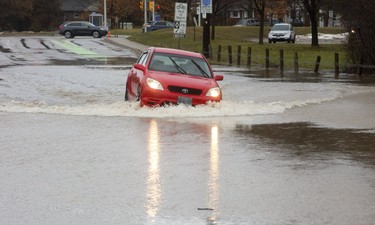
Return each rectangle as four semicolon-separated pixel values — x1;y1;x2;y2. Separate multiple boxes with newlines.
147;119;161;218
208;125;220;221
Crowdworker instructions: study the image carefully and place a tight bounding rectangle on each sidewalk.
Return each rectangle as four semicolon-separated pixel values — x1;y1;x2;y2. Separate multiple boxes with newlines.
103;35;149;55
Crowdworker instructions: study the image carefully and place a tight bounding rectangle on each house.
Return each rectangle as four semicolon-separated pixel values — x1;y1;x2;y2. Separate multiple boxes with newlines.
61;0;101;22
225;1;257;26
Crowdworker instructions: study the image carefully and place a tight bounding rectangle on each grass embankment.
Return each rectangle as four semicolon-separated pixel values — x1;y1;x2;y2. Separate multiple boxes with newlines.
112;26;347;70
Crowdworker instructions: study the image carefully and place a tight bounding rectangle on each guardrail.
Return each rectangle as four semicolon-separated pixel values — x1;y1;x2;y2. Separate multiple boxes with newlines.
210;44;374;77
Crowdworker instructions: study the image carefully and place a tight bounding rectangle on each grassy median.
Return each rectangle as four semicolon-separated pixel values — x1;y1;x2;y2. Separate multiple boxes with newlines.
112;26;347;70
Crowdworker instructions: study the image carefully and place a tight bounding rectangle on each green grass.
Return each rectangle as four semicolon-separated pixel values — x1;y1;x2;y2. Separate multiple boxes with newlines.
113;26;348;70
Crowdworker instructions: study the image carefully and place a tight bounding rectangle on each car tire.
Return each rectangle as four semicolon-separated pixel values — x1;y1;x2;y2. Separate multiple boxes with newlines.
64;31;73;38
124;88;129;101
136;85;142;102
92;31;101;38
268;39;271;43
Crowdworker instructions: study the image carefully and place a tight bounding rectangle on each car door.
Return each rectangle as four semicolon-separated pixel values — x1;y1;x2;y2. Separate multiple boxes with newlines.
66;22;81;35
129;50;150;97
80;22;92;36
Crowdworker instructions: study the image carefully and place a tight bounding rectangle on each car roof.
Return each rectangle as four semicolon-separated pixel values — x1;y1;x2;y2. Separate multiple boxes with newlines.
273;23;291;26
151;47;204;58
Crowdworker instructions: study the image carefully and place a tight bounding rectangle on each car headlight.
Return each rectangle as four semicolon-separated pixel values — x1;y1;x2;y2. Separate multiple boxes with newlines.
146;78;164;90
206;87;221;97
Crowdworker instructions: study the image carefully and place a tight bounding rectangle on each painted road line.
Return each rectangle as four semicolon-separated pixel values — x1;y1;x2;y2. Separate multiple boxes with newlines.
53;39;99;57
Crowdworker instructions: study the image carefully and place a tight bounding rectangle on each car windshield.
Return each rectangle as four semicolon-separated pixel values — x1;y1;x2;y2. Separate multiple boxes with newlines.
272;24;289;31
149;53;212;78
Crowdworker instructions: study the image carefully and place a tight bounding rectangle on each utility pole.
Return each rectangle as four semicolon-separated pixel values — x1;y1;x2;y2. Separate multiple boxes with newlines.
144;0;148;33
104;0;107;28
201;0;212;58
202;14;210;58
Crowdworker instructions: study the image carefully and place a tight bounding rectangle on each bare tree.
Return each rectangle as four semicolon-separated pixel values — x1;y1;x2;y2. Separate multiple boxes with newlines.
340;0;375;72
0;0;33;31
253;0;266;44
31;0;61;31
300;0;321;46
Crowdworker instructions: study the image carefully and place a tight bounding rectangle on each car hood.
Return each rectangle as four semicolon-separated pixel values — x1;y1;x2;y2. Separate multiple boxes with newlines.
148;71;217;89
270;31;290;34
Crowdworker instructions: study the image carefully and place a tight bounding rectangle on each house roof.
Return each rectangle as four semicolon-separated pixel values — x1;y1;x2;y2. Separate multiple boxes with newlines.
61;0;100;12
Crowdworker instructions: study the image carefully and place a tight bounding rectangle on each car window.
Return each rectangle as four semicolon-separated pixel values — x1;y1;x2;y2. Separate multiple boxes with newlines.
272;24;290;31
149;53;212;78
137;50;150;65
67;23;80;27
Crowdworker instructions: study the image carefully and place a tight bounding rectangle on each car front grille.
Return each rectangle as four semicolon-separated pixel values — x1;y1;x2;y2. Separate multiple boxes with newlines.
167;86;202;95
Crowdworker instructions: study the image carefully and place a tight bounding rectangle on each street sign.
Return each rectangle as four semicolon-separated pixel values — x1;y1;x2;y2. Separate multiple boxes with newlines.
200;0;212;14
174;21;186;35
174;2;187;40
174;3;188;22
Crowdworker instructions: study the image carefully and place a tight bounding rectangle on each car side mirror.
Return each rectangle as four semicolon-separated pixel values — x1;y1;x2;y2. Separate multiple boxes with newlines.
214;74;224;81
134;63;146;71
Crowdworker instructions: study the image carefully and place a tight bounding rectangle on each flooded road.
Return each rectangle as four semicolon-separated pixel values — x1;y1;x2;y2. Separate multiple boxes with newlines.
1;36;375;225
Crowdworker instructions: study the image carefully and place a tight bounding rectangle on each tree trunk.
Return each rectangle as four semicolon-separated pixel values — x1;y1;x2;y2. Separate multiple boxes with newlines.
211;14;215;40
310;14;319;46
258;13;265;44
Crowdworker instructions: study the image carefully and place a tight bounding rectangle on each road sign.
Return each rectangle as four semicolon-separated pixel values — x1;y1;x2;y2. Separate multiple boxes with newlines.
174;21;186;35
200;0;212;14
174;3;187;22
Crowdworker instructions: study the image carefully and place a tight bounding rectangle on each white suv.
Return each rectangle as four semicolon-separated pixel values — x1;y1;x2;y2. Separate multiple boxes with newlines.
268;23;296;43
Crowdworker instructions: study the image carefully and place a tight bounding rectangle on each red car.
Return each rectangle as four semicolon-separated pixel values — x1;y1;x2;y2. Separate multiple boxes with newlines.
125;47;224;107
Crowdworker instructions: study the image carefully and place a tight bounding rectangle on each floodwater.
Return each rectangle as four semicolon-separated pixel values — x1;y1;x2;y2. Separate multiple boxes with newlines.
0;36;375;225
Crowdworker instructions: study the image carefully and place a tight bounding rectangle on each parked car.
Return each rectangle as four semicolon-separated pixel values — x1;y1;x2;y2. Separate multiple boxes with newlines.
142;21;174;32
289;18;304;27
268;19;283;26
268;23;296;43
233;18;259;26
58;21;108;38
125;47;224;107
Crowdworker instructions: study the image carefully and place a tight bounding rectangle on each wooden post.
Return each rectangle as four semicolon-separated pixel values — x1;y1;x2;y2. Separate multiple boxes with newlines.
237;45;241;66
217;45;221;62
247;47;252;67
314;55;321;73
265;48;270;70
334;52;339;79
280;49;284;76
294;52;299;75
228;45;233;65
209;45;212;59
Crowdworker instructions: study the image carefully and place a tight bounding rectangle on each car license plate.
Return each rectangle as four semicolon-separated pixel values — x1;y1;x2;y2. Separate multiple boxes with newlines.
177;96;192;105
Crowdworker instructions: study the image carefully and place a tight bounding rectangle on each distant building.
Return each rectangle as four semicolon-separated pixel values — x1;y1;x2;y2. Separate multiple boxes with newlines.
61;0;101;22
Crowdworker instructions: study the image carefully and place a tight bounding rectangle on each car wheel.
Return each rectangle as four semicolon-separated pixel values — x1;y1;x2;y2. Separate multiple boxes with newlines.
136;85;141;102
268;39;271;43
64;31;73;38
92;31;101;38
292;37;296;43
124;88;129;101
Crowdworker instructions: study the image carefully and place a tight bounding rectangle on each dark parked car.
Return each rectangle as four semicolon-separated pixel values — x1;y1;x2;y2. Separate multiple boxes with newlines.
289;19;304;27
142;21;174;32
268;19;284;26
58;21;108;39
